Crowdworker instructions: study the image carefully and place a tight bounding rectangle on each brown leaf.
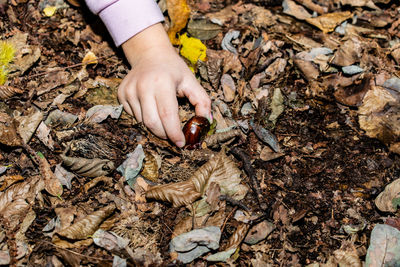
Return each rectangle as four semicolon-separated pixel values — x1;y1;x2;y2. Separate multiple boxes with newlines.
375;178;400;212
0;113;22;147
56;204;115;240
333;74;372;107
60;155;115;177
203;129;242;148
0;174;24;191
0;85;24;100
306;11;352;33
332;37;362;67
146;149;244;207
38;153;63;197
140;151;160;182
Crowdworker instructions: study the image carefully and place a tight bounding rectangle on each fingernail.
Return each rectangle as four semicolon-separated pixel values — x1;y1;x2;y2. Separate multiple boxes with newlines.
208;112;213;123
176;141;185;148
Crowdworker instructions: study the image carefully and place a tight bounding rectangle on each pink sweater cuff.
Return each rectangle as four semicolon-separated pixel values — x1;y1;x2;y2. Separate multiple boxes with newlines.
85;0;164;46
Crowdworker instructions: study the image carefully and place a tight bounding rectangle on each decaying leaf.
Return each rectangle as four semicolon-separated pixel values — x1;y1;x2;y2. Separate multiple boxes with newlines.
375;178;400;212
117;145;145;186
366;224;400;267
85;104;123;123
37;152;63;197
140;151;160;182
92;229;134;258
207;223;250;262
187;19;222;41
282;0;312;20
54;164;74;190
0;174;24;191
0;112;22;147
0;85;24;100
6;32;41;76
166;0;190;45
170;226;221;264
146;149;246;208
14;107;43;144
306;11;352;33
268;88;285;125
0;175;43;213
250;121;281;152
60;154;115;177
83;176;113;193
56;204;115;240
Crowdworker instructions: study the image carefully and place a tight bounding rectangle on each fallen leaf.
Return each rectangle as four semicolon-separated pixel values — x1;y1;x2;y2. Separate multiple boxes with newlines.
60;155;115;178
167;0;190;45
375;178;400;212
365;224;400;266
282;0;312;20
54;164;74;190
116;144;145;186
37;152;63;197
140;151;160;182
82;51;98;65
85;104;123;123
220;73;236;102
56;204;115;240
170;226;221;264
179;33;207;65
187;19;222;40
0;85;24;100
306;11;352;33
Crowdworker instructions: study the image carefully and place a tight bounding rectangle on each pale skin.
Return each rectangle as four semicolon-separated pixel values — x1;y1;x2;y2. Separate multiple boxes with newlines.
118;23;212;148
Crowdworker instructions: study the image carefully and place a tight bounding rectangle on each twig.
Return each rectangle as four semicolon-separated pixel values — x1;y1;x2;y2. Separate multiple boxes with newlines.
22;55;109;79
219;195;250;211
230;147;268;211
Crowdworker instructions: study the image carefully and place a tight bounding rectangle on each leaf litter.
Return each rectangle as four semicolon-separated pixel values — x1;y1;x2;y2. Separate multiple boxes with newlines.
1;0;400;265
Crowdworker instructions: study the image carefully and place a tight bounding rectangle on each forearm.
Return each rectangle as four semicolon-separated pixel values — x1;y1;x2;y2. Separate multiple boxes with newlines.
84;0;164;46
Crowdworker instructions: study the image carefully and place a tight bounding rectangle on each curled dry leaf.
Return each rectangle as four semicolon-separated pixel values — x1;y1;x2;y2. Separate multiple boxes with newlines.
56;204;115;240
0;85;24;100
375;178;400;212
60;155;115;177
140;151;159;182
146;149;245;208
203;129;242;148
250;121;281;152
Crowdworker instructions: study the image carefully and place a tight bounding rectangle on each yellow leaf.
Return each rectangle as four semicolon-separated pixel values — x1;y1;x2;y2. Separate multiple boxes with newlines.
167;0;191;45
43;6;57;17
82;51;98;65
179;33;207;66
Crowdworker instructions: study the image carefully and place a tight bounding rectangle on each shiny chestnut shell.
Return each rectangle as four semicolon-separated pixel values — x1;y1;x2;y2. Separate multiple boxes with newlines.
182;116;210;149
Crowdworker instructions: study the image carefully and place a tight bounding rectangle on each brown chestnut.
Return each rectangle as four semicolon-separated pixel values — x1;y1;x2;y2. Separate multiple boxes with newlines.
182;116;210;149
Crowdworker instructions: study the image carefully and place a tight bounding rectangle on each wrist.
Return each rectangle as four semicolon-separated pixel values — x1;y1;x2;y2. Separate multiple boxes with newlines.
121;23;175;66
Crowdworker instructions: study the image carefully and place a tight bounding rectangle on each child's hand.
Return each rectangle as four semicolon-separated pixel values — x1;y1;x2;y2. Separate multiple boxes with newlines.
118;23;211;148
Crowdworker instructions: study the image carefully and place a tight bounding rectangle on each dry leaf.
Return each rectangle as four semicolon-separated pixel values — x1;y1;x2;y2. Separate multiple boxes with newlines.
220;74;236;102
282;0;312;20
306;11;352;33
60;155;115;177
14;107;43;144
146;149;246;208
375;178;400;212
0;113;22;147
203;129;242;148
332;37;362;67
83;176;113;193
0;174;24;191
187;19;222;40
82;51;98;65
56;204;115;240
140;151;160;182
37;152;63;197
166;0;190;45
0;85;24;100
0;176;43;213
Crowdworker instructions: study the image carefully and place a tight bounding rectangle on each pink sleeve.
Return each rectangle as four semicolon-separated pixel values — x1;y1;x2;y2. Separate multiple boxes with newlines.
85;0;164;46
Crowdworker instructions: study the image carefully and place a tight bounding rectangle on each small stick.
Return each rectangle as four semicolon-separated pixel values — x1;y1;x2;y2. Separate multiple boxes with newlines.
230;147;268;211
